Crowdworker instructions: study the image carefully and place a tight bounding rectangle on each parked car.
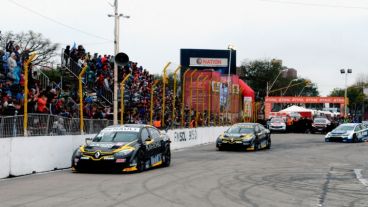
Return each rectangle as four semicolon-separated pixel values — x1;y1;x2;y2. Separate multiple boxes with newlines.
311;118;332;134
268;117;287;132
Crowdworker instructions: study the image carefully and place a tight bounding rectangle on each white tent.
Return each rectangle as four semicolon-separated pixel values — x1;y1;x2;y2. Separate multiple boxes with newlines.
280;105;314;113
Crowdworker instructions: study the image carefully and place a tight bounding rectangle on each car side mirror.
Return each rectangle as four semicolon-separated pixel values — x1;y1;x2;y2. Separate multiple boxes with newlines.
85;138;93;146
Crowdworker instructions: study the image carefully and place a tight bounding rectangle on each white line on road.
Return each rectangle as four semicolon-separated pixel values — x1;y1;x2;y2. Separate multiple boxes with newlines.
354;169;368;189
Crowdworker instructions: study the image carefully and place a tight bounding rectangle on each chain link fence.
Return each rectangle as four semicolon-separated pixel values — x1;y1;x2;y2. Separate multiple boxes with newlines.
0;114;112;138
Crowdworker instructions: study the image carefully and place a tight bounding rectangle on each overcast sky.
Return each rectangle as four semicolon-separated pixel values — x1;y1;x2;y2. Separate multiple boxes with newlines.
1;0;368;96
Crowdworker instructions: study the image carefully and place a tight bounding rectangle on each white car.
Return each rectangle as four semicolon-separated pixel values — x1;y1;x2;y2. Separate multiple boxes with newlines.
325;123;368;143
268;117;287;132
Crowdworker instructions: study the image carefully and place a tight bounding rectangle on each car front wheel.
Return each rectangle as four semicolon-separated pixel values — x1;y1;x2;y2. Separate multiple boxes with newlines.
135;151;146;172
162;147;171;167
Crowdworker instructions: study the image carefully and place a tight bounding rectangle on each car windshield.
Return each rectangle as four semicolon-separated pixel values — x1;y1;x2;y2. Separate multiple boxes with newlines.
227;125;254;134
271;118;284;123
93;131;138;142
335;125;355;131
314;119;327;123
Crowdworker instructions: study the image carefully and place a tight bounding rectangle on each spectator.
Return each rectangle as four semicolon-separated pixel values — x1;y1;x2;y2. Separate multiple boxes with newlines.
36;93;48;113
7;53;17;78
64;45;70;65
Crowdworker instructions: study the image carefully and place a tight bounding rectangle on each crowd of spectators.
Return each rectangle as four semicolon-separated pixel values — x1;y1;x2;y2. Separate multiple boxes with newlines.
0;40;222;129
0;40;83;118
63;44;195;128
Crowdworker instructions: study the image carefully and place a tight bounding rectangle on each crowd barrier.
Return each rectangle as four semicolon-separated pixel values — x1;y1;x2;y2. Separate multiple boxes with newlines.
0;126;229;179
0;114;112;137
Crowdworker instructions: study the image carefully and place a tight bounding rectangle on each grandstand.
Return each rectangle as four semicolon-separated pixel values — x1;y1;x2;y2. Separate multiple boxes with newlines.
1;39;250;137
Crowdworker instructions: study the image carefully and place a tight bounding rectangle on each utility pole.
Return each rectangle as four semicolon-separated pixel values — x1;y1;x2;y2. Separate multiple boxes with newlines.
108;0;129;125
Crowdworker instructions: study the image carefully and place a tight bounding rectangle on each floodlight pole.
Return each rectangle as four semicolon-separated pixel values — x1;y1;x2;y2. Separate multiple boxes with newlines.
108;0;129;125
341;68;352;118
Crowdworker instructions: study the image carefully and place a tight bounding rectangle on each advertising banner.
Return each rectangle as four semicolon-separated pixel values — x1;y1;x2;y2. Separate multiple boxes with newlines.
265;96;345;104
212;81;221;93
189;57;228;67
243;97;253;118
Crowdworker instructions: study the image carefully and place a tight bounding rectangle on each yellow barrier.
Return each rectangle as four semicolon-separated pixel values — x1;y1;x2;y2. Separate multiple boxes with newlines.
189;69;197;126
181;69;191;127
161;62;171;128
172;66;181;124
201;76;208;126
120;74;131;125
79;65;88;134
195;73;203;127
150;80;160;125
208;78;211;126
23;53;37;136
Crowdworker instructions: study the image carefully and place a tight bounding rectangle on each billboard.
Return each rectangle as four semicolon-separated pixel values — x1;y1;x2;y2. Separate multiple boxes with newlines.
180;49;236;76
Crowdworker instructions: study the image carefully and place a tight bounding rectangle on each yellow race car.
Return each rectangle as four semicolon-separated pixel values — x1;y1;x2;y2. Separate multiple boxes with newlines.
72;124;171;173
216;123;271;151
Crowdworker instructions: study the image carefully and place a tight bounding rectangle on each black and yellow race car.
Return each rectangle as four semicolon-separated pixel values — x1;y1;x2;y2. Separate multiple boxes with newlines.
216;123;271;151
71;124;171;173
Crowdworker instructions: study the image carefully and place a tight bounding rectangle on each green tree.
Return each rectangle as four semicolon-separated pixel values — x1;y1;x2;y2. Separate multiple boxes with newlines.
239;59;319;101
329;84;367;117
0;30;58;66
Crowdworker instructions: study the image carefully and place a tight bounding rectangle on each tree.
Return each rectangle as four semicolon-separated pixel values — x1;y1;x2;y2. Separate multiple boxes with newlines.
0;30;58;66
239;59;281;100
239;59;319;101
329;84;367;118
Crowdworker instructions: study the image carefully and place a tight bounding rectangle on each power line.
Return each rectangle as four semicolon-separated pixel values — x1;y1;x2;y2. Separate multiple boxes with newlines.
259;0;368;10
8;0;113;42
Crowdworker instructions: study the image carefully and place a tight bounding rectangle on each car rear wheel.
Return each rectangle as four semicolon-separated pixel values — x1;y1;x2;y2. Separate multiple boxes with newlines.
353;134;358;143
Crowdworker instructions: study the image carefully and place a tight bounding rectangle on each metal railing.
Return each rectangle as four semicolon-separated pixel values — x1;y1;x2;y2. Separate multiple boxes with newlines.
37;70;50;91
98;86;113;104
0;114;112;138
61;48;112;104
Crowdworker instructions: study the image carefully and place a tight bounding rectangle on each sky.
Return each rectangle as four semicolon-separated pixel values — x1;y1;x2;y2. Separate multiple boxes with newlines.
1;0;368;96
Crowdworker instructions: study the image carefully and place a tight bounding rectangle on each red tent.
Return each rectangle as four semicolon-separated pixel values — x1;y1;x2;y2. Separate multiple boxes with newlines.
239;79;255;100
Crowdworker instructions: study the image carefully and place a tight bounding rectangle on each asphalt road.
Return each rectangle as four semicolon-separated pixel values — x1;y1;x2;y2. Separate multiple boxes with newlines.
0;133;368;207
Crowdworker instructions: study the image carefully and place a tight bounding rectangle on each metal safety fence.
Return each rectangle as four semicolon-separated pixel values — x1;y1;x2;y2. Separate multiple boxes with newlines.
0;114;112;138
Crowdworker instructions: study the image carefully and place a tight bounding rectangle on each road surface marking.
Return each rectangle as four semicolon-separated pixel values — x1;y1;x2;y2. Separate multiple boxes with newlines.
354;169;368;189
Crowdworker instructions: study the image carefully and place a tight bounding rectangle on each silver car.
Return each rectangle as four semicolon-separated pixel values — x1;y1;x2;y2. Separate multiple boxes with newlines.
325;123;368;143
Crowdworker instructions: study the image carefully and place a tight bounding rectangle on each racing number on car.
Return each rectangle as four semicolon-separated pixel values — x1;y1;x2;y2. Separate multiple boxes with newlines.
150;154;162;165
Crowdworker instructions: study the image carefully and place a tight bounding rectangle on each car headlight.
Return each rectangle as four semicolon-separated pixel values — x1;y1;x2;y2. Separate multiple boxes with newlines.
345;133;353;139
242;135;255;141
325;132;331;138
115;149;134;157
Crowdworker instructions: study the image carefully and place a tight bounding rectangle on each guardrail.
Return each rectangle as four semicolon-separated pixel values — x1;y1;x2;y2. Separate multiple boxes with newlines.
0;114;112;138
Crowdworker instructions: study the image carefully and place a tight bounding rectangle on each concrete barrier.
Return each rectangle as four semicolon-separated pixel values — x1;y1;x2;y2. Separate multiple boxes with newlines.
0;139;11;178
169;127;228;150
0;126;229;179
